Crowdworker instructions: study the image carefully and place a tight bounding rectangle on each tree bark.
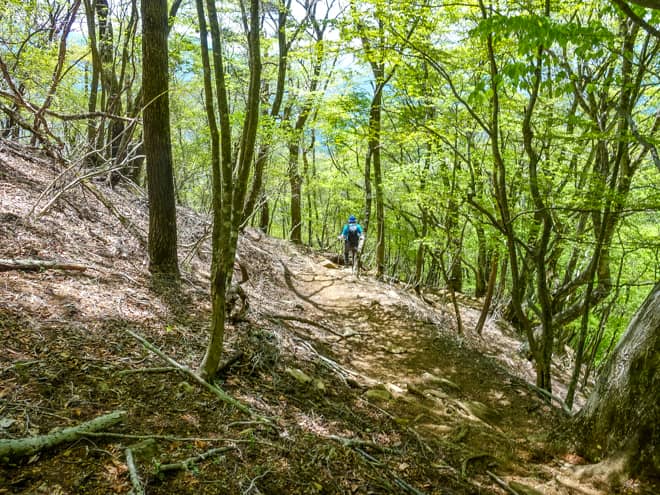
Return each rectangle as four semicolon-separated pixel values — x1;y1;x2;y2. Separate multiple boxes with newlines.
574;282;660;477
141;0;180;278
197;0;261;379
475;252;498;335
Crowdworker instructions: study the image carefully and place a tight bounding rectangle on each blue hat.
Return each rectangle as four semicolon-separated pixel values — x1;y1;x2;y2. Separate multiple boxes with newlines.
349;215;356;223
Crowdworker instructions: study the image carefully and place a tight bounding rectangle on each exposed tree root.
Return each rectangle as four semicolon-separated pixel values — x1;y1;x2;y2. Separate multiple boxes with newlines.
82;432;282;450
323;434;392;453
155;446;236;474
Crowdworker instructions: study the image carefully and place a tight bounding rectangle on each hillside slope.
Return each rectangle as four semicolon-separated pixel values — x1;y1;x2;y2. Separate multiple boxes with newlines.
0;141;651;494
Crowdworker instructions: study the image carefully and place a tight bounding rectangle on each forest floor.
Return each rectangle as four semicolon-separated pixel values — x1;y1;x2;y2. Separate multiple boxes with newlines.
0;141;657;495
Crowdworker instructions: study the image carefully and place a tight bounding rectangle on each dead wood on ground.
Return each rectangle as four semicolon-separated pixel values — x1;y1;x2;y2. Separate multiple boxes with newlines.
0;258;88;272
0;410;126;461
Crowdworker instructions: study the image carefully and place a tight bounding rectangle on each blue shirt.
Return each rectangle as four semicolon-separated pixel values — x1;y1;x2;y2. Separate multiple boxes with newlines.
341;223;363;237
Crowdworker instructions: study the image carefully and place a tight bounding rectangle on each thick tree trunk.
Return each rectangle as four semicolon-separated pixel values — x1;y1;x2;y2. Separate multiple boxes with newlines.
141;0;179;278
574;282;660;477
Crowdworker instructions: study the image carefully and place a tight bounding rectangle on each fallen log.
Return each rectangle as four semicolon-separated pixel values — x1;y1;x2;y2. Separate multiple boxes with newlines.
0;258;88;272
0;410;126;461
125;329;273;425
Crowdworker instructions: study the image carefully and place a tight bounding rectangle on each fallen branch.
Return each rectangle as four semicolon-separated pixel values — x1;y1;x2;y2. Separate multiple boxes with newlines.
522;381;573;416
216;351;244;374
0;410;125;461
555;475;602;495
486;470;521;495
125;447;145;495
461;452;492;477
33;162;126;218
393;477;427;495
115;367;177;377
83;182;147;248
125;329;272;424
296;339;375;387
155;446;236;474
323;434;391;453
0;258;88;273
82;432;283;450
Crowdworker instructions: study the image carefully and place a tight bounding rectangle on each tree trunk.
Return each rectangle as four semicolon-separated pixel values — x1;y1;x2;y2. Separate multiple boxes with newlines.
243;1;290;225
141;0;179;278
475;252;498;335
259;197;270;233
369;80;385;277
289;142;303;244
197;0;261;379
574;282;660;477
474;229;485;297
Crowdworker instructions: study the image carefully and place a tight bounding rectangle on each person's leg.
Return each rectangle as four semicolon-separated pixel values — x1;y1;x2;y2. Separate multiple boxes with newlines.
351;247;358;272
343;242;350;265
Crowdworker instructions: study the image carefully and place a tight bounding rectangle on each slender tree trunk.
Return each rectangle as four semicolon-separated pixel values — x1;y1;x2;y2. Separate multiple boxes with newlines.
521;0;554;391
197;0;261;379
369;80;385;277
289;142;303;243
363;148;373;234
475;252;498;335
475;225;487;297
243;0;291;224
479;0;532;352
194;0;222;378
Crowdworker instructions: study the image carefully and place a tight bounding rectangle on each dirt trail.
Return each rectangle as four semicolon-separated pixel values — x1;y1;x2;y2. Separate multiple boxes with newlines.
242;234;597;495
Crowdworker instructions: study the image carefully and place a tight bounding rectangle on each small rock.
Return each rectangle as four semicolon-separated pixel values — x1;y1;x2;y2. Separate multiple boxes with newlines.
0;417;16;429
320;259;339;269
464;400;498;422
312;378;326;393
421;372;440;382
385;383;405;395
285;367;312;384
366;386;392;402
426;389;449;399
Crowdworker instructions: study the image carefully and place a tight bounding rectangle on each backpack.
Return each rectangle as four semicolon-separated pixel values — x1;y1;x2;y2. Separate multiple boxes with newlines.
347;224;360;247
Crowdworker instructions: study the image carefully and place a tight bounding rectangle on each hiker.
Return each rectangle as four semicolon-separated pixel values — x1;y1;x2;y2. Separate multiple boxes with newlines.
338;215;365;266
